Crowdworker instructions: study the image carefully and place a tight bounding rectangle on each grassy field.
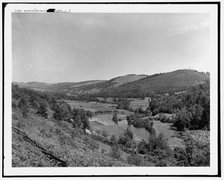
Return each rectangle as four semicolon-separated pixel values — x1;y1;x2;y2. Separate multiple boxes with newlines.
153;120;185;149
66;100;117;113
128;98;150;111
67;100;184;148
12;109;131;167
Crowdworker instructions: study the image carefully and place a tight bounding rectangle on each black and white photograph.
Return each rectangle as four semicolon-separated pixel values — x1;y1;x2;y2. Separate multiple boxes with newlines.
2;2;221;177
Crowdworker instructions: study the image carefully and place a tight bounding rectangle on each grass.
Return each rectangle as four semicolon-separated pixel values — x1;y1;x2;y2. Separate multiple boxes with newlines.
187;130;210;144
59;100;185;150
12;108;131;167
66;100;117;113
128;98;149;111
152;120;185;149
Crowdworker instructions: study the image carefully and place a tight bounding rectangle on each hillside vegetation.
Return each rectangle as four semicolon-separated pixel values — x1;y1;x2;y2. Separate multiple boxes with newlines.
16;69;209;98
12;85;130;167
12;83;210;167
99;69;210;97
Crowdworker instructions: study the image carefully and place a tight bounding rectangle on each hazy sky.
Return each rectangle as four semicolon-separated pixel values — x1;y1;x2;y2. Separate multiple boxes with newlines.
12;13;209;83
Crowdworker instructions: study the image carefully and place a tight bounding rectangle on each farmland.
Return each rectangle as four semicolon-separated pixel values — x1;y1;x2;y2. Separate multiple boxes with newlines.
65;100;117;113
12;72;210;167
66;99;184;147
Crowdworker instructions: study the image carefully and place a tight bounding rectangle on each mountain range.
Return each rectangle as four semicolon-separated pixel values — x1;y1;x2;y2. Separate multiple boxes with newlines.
15;69;210;97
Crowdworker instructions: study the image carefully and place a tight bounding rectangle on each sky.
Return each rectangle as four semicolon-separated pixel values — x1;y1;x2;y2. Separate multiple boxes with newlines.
12;13;210;83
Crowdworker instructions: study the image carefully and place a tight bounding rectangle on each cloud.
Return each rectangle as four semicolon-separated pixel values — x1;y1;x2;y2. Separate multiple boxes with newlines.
168;21;209;37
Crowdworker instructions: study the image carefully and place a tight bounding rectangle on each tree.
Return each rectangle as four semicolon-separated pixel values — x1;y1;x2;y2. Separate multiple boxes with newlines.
145;121;156;136
53;101;72;121
110;145;121;159
72;108;90;130
18;97;28;117
127;154;143;166
110;135;118;146
118;128;134;147
173;108;191;131
116;98;130;110
174;136;210;166
112;112;118;125
149;99;158;115
189;104;203;129
201;102;210;130
145;107;152;116
126;115;133;126
37;102;48;118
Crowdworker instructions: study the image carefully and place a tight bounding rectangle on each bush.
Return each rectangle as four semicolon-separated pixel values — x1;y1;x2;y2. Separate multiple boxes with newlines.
72;108;90;130
116;98;130;110
112;112;118;125
173;108;191;131
109;135;118;146
148;133;170;154
174;136;210;166
53;101;72;121
127;154;143;166
145;122;156;136
173;147;189;166
18;97;29;117
110;145;121;159
37;102;48;118
118;128;133;148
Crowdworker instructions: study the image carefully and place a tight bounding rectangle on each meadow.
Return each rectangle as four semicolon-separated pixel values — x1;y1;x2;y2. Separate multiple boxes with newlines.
66;99;184;148
12;84;210;167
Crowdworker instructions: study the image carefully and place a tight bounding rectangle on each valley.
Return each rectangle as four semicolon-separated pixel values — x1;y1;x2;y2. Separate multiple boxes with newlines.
66;99;184;148
12;69;210;167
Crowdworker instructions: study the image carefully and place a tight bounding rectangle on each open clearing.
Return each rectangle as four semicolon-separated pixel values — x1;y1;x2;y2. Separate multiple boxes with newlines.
67;100;185;148
128;98;150;111
153;120;185;149
66;100;117;113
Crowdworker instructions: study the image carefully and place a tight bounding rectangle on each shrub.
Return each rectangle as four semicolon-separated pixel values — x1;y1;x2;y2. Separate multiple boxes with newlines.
72;108;90;130
174;136;210;166
145;121;156;136
37;102;48;118
173;147;189;166
116;98;130;110
109;135;118;146
112;112;118;125
127;154;143;166
173;108;191;131
53;101;72;121
18;97;29;117
110;145;121;159
118;128;134;148
101;131;109;139
148;133;170;154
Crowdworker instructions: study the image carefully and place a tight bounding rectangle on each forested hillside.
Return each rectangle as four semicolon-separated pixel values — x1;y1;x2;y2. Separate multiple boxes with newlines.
12;85;130;167
16;69;209;98
98;69;210;97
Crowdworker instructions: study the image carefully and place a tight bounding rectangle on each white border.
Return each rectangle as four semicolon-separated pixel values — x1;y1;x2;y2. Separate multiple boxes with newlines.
4;3;219;176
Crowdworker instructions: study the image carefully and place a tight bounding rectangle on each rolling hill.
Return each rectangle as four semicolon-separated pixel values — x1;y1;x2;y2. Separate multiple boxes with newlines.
99;69;210;97
15;69;209;97
16;74;148;95
109;74;148;87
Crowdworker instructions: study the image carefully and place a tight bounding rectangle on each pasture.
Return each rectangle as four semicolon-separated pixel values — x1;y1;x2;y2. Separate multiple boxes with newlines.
153;120;185;149
128;98;150;111
66;100;117;113
66;100;184;148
